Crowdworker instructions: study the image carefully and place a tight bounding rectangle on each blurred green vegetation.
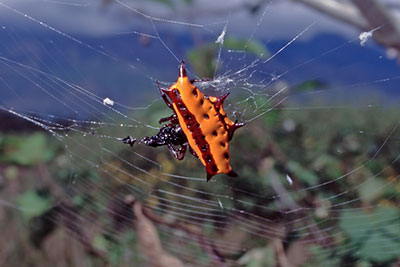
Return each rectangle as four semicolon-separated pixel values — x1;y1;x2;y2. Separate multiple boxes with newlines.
187;38;268;77
1;89;400;266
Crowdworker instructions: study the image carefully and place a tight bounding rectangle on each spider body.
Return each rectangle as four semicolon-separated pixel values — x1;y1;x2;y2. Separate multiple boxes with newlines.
140;116;189;160
140;61;243;181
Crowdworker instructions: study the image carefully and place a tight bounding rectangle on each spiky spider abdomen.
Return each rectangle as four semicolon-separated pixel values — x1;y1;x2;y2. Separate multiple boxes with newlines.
139;61;243;181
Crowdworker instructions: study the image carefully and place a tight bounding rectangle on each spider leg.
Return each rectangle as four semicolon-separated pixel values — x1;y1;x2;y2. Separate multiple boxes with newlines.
167;143;187;160
158;114;178;124
157;81;174;110
139;135;163;147
139;125;169;147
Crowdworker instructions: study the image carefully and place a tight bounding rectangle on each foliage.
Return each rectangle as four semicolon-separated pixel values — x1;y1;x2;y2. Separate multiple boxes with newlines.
17;190;52;220
339;206;400;262
187;38;268;77
1;100;399;266
223;37;268;59
0;133;57;166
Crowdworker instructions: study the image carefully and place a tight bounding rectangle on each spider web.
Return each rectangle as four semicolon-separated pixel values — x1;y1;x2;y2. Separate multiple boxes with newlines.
1;0;400;266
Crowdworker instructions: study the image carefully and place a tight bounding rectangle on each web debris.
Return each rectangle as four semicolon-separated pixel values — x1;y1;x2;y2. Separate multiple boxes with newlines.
215;26;227;45
359;31;373;46
103;97;114;106
359;26;383;46
286;174;293;186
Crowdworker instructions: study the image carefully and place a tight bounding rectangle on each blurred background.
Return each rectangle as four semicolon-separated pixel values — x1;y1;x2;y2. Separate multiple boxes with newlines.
1;0;400;266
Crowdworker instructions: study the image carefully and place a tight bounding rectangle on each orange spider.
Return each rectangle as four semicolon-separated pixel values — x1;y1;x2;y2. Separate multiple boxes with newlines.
139;61;244;181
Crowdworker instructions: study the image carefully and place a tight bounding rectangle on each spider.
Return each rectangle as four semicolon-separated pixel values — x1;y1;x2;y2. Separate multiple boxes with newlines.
124;61;244;181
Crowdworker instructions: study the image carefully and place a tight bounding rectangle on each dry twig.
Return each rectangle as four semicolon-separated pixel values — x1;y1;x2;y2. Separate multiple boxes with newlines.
293;0;400;58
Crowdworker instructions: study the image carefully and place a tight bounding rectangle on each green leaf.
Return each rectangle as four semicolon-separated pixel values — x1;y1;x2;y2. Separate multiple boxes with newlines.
223;37;268;59
187;38;268;77
187;45;217;78
358;178;386;203
262;109;280;126
339;210;371;243
303;245;340;267
0;133;55;166
339;206;400;262
365;160;383;175
358;231;400;262
311;154;342;178
93;234;108;251
17;190;52;220
287;160;319;186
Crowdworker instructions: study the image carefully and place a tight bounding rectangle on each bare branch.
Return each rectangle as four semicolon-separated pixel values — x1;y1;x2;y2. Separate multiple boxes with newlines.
127;196;227;266
293;0;400;58
272;239;291;267
132;199;185;267
352;0;400;47
292;0;368;29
